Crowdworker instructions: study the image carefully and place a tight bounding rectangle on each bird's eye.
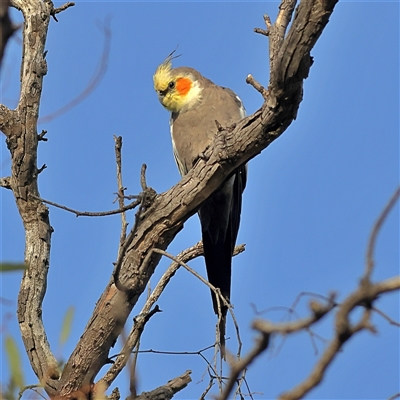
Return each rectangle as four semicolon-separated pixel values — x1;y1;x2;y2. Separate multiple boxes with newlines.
168;81;175;89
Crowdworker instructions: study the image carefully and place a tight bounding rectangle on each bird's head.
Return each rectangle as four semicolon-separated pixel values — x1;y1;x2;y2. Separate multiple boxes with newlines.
153;53;202;113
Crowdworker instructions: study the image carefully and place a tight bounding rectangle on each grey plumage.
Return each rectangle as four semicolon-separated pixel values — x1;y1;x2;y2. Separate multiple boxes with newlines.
155;64;246;353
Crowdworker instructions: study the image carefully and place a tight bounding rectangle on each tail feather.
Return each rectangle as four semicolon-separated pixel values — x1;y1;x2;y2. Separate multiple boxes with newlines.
202;227;231;352
200;167;246;354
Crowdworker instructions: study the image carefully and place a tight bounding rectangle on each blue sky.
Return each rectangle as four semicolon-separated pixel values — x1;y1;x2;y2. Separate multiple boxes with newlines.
1;1;399;399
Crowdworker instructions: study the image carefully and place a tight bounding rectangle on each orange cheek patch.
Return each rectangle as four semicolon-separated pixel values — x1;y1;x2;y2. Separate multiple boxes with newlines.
176;77;192;96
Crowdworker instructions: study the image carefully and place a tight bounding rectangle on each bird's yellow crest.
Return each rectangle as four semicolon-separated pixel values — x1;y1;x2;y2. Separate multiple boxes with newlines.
153;55;174;94
153;52;202;113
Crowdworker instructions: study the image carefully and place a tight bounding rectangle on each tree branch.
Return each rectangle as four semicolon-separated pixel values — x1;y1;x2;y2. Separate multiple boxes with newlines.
364;186;400;281
114;135;129;251
6;0;59;391
97;242;245;391
32;195;142;217
130;370;192;400
57;0;339;396
50;2;75;22
97;242;207;389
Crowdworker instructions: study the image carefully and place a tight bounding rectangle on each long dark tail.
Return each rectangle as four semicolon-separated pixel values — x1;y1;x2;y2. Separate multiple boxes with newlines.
202;224;232;354
200;166;247;354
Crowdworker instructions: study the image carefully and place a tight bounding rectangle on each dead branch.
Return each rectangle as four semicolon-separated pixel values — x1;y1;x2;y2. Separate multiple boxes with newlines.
0;176;12;189
50;2;75;22
114;135;129;249
246;74;268;100
97;242;245;391
253;295;336;335
364;186;400;281
5;0;61;392
31;195;142;217
372;306;400;327
129;370;192;400
278;277;399;400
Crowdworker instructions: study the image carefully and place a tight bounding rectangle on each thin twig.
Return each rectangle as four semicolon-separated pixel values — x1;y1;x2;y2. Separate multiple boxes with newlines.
126;343;216;357
144;248;232;311
18;384;45;400
50;1;75;22
278;277;400;399
372;306;400;327
252;295;336;335
31;194;141;217
114;135;128;252
365;186;400;281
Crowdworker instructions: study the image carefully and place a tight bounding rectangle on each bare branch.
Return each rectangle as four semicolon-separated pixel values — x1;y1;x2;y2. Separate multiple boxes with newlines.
246;74;268;100
38;129;48;141
146;248;232;311
372;306;400;327
364;186;400;281
50;1;75;22
30;194;141;217
97;242;244;390
252;295;336;335
254;14;271;37
131;370;192;400
277;187;400;400
5;1;60;392
278;279;400;399
114;135;128;250
0;176;12;189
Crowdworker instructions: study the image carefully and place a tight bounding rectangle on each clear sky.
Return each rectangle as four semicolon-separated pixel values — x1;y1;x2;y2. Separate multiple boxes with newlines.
1;1;399;399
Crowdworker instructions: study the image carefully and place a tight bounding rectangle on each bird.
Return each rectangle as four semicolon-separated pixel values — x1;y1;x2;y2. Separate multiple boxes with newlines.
153;52;247;353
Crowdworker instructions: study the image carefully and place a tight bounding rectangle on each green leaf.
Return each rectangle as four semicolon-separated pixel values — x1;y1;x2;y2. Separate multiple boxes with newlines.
4;335;25;389
0;262;27;272
59;306;75;346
